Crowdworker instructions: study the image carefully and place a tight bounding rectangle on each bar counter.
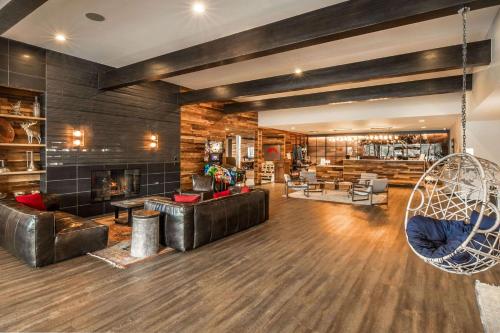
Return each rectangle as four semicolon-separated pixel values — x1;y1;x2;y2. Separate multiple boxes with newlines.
315;159;426;186
343;159;426;186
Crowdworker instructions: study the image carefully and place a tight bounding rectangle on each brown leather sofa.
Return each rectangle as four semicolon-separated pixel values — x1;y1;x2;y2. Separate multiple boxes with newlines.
0;196;108;267
144;189;269;251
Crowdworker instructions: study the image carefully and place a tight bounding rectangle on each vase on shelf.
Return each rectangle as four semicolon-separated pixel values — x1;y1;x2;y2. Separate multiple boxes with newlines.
0;160;10;174
33;96;41;118
26;151;36;171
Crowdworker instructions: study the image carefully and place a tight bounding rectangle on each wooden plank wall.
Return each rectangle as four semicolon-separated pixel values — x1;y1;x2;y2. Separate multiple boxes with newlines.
256;127;307;183
180;102;258;190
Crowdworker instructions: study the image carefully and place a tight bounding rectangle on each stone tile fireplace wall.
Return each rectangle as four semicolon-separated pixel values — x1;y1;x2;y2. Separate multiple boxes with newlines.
43;162;180;217
40;50;180;217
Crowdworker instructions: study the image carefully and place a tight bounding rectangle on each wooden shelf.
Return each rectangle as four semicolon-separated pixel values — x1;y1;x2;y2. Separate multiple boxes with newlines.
0;114;45;121
0;170;46;176
0;143;45;148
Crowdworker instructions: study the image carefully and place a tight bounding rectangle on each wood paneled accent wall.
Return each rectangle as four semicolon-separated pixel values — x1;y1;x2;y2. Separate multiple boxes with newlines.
256;127;307;183
180;102;258;190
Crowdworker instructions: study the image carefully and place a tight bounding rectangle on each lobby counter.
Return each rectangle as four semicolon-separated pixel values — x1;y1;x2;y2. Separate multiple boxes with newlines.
343;159;426;186
315;165;344;180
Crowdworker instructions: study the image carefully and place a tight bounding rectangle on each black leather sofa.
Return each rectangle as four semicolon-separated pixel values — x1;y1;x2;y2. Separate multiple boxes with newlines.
144;189;269;251
0;196;108;267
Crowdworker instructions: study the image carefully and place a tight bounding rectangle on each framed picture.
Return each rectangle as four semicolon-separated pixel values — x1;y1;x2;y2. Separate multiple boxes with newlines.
263;144;281;161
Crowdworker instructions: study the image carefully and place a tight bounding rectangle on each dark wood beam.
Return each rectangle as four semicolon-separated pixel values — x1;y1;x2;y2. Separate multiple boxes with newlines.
223;75;472;114
98;0;499;90
0;0;48;35
180;40;490;105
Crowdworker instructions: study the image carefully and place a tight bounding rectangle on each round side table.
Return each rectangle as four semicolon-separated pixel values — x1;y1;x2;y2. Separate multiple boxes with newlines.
131;210;160;258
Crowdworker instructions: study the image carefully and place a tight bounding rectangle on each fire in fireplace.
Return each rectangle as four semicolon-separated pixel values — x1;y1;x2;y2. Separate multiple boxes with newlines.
91;169;140;202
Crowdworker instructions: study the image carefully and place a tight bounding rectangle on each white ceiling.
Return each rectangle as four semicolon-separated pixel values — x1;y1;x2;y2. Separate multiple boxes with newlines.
265;114;460;135
168;7;499;90
258;93;464;134
2;0;344;67
0;0;10;10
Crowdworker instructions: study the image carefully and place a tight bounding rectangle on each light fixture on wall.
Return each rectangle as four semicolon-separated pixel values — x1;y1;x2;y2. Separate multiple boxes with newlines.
72;129;84;147
149;134;159;149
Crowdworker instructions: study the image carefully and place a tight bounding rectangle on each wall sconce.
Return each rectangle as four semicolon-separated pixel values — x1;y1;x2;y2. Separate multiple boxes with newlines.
73;129;84;147
149;134;159;149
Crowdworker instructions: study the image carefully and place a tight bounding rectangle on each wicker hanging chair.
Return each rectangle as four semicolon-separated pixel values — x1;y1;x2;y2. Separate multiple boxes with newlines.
404;8;500;275
405;153;500;274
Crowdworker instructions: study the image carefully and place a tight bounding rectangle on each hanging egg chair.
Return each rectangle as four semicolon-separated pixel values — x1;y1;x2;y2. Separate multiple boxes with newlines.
404;8;500;275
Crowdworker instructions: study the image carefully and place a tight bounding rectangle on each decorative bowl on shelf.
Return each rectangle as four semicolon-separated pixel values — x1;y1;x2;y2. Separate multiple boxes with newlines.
0;118;15;143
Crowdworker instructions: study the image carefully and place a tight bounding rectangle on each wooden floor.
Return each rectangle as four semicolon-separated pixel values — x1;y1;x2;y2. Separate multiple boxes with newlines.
1;185;499;332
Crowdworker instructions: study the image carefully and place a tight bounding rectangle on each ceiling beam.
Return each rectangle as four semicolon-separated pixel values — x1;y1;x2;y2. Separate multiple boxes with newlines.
180;40;490;105
98;0;499;90
223;75;472;114
0;0;48;35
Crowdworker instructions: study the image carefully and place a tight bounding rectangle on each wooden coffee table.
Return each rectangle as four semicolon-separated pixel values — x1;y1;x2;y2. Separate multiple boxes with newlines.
111;196;165;225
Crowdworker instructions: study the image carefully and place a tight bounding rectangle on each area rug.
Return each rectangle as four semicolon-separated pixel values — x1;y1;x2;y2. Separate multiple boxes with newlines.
283;190;387;205
92;215;133;246
88;241;173;269
475;281;500;333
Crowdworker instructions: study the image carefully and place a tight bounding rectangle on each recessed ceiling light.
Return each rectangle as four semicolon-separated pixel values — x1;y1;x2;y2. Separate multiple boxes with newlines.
419;119;425;123
22;54;31;59
294;68;303;75
85;12;106;22
421;126;427;129
291;126;296;130
55;34;66;42
192;2;206;14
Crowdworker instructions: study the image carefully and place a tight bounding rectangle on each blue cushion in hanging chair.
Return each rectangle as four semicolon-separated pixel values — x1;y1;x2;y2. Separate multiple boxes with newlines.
406;215;472;264
407;212;498;265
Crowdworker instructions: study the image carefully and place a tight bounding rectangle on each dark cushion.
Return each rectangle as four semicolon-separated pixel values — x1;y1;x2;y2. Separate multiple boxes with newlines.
470;210;497;230
15;193;46;211
406;215;471;263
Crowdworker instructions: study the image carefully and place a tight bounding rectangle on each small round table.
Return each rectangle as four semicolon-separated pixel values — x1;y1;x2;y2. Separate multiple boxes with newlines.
130;210;160;258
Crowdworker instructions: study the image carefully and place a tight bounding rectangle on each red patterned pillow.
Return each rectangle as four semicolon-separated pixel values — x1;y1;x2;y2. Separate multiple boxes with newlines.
15;193;47;211
174;194;201;203
240;186;251;193
213;189;232;199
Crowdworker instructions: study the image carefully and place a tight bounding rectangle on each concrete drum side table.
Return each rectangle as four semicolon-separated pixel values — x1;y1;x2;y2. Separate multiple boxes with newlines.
130;210;160;258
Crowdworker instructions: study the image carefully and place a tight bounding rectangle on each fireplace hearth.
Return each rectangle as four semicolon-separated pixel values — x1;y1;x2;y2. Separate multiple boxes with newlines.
91;169;140;202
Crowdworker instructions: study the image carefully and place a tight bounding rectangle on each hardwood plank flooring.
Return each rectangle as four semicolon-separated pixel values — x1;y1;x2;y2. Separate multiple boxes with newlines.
0;185;498;332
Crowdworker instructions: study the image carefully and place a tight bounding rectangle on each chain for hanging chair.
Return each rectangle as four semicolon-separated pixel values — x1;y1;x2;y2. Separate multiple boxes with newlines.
459;7;469;152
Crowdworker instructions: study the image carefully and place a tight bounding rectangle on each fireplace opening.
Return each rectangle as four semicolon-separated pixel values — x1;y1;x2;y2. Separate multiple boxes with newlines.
91;169;141;202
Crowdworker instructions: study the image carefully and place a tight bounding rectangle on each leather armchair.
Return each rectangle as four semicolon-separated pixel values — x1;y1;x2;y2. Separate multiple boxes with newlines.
0;197;108;267
145;189;269;251
181;174;214;201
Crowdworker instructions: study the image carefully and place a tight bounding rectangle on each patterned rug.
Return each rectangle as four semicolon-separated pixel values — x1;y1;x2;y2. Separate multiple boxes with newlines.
475;281;500;333
284;190;387;205
88;240;174;269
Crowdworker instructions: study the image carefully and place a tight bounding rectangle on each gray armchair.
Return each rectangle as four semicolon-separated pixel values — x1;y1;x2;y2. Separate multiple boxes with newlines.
284;174;309;197
350;178;389;205
299;171;324;195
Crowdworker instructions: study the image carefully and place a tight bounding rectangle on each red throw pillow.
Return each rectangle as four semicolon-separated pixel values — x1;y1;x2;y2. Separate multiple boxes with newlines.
240;186;251;193
174;194;201;203
15;193;47;211
213;189;231;199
